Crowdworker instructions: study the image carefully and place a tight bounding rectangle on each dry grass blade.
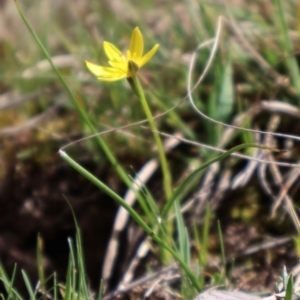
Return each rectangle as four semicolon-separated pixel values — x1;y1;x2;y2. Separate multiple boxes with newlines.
187;17;300;144
102;264;179;300
195;290;261;300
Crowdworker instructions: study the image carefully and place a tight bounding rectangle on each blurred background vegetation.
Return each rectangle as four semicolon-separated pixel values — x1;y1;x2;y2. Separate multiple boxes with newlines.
2;0;300;299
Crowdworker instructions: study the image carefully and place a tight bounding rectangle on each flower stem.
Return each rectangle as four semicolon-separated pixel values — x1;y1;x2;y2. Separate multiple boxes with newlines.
128;71;172;201
15;2;150;209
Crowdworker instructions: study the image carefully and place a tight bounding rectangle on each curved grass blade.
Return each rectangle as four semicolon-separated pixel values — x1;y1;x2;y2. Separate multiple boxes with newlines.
59;149;202;291
161;143;282;217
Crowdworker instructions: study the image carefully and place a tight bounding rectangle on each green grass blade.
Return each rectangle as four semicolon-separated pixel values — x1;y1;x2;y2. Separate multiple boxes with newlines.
216;61;234;123
201;203;211;267
0;263;21;300
36;234;46;294
161;143;279;217
68;238;77;300
97;280;103;300
284;274;293;300
217;221;226;280
59;150;201;291
174;199;187;262
138;183;159;225
14;0;148;217
64;251;74;300
21;270;35;300
193;225;204;290
274;0;300;104
68;202;89;299
7;264;17;300
184;226;190;267
53;272;57;300
59;150;154;236
283;265;289;290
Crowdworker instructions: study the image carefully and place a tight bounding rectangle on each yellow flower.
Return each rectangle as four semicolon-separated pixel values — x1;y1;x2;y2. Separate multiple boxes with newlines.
85;27;159;81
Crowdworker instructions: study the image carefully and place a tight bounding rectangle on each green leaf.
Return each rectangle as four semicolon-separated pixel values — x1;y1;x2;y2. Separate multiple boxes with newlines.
216;61;234;122
284;274;293;300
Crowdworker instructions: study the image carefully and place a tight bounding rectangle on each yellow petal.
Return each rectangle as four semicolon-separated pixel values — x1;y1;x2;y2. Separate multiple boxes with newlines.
98;72;126;81
86;60;125;81
103;42;123;62
136;44;159;68
108;60;127;73
126;49;132;61
97;67;126;81
129;27;143;58
85;60;107;76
